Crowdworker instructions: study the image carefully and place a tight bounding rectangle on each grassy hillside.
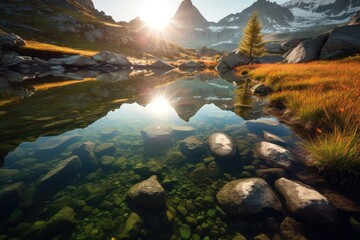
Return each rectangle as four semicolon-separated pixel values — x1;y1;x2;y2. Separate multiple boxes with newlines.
0;0;193;58
236;57;360;190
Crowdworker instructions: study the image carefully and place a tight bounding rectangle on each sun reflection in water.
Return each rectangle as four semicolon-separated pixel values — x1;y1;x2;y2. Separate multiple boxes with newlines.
147;96;174;117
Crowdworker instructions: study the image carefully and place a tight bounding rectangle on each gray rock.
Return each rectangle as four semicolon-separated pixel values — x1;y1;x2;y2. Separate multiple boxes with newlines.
280;217;308;240
0;33;25;49
151;60;174;70
256;142;294;169
257;55;284;63
40;156;82;188
94;143;116;157
275;178;338;226
320;25;360;59
180;136;205;157
216;178;282;216
280;38;307;52
36;135;80;152
216;50;251;73
178;60;205;70
95;70;130;82
119;212;144;239
72;142;98;171
128;175;166;209
63;55;98;67
208;132;236;159
250;84;272;95
263;131;286;145
6;71;36;83
285;34;329;63
171;125;195;138
141;126;173;146
92;51;131;66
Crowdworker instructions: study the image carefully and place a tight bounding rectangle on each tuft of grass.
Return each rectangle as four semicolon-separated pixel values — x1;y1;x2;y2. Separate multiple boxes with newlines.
305;126;360;187
236;58;360;188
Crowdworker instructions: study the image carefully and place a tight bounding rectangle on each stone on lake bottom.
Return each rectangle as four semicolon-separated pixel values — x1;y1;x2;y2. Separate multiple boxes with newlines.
128;175;166;210
256;141;294;169
275;178;338;226
216;178;282;216
208;133;236;159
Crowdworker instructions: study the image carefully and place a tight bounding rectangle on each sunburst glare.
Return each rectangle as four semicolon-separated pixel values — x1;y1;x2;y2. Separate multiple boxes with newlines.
147;96;174;117
140;0;171;30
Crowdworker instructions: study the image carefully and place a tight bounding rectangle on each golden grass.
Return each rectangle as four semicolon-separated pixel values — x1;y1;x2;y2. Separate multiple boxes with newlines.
22;40;98;57
236;59;360;188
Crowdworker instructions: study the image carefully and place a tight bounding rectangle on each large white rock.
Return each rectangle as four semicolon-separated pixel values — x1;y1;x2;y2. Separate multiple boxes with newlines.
216;178;282;216
92;51;131;66
255;141;294;169
275;178;338;226
208;132;236;159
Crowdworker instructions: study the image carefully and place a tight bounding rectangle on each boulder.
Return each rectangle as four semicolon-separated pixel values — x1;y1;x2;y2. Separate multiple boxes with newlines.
208;133;236;159
285;34;329;63
255;142;294;169
217;50;251;73
36;135;80;153
36;206;76;239
280;38;307;52
141;126;173;146
40;156;82;188
72;142;98;171
128;175;166;209
178;60;205;70
263;131;286;145
280;217;308;240
151;60;174;70
92;51;131;66
94;143;116;157
275;178;338;226
257;55;284;64
216;178;282;216
250;84;272;95
119;212;144;239
320;25;360;59
180;136;205;157
0;32;25;49
63;55;98;67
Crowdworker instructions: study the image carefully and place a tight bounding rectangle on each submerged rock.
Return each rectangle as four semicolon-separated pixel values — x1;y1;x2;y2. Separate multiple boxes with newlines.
245;119;289;137
208;133;236;159
94;143;116;157
128;175;166;210
180;136;205;157
119;212;144;239
72;142;97;171
172;125;195;138
216;178;282;216
179;224;192;239
255;142;294;169
36;206;76;239
141;126;173;152
275;178;338;226
0;182;25;220
40;156;81;188
280;217;308;240
36;135;80;153
263;131;286;146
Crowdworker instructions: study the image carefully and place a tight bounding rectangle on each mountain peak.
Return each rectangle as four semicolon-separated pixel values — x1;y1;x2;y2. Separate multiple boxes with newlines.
173;0;209;27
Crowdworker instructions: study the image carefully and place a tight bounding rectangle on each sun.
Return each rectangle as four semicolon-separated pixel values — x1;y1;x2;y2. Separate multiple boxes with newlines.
140;0;171;30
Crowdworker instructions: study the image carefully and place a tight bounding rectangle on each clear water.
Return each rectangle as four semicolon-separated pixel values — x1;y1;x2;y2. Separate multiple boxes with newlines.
0;70;359;240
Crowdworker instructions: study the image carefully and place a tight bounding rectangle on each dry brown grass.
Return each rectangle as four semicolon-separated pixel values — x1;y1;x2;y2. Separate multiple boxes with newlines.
236;59;360;188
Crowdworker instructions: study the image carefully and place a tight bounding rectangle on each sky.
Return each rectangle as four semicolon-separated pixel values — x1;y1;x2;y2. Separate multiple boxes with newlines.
93;0;289;23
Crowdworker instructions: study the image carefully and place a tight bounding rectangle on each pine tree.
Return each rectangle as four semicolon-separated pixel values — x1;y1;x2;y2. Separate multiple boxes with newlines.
239;12;265;63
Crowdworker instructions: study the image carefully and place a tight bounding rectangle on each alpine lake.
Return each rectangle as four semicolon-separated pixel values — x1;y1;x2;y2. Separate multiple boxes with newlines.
0;69;359;240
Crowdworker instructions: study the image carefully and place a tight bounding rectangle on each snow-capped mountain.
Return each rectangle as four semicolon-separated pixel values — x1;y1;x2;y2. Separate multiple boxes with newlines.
283;0;360;27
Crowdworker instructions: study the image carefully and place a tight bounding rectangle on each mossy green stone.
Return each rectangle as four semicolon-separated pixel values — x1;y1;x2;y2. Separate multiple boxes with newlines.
240;171;252;178
232;233;247;240
243;165;256;171
185;216;198;227
207;209;216;218
201;222;210;231
119;212;144;239
177;206;188;217
179;224;192;240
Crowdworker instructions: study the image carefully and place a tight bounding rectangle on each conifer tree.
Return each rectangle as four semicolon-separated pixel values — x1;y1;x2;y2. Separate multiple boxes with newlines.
239;12;265;62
